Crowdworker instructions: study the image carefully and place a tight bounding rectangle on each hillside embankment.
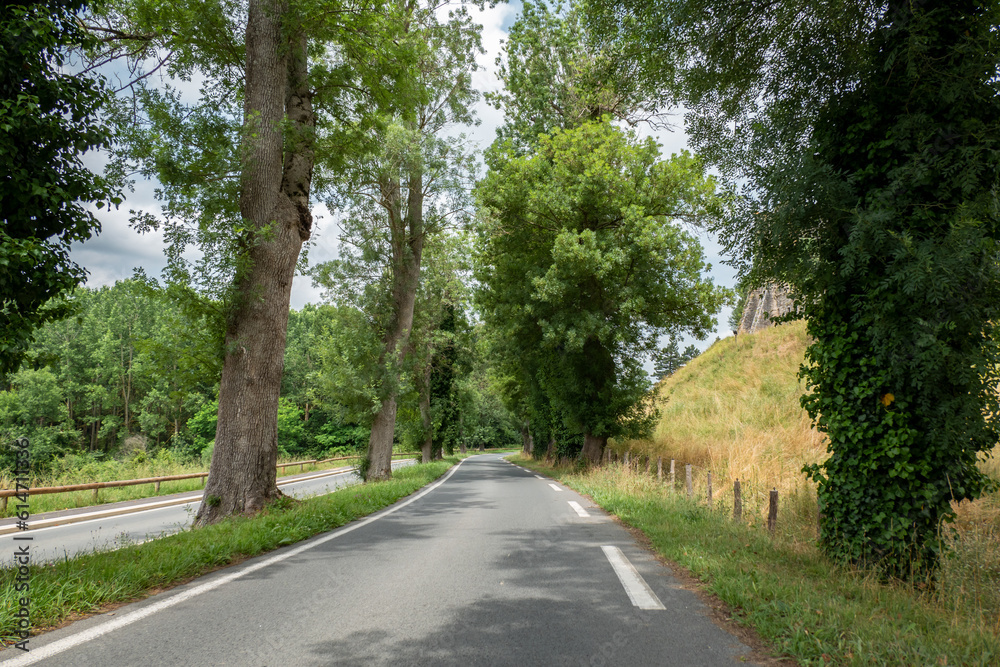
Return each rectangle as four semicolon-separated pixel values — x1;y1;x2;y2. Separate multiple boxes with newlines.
600;321;1000;656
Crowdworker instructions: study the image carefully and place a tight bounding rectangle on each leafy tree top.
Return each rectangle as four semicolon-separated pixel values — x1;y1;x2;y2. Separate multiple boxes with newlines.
475;119;729;440
1;0;118;375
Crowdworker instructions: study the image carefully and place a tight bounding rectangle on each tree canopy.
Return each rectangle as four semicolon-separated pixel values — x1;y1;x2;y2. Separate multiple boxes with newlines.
475;119;728;462
0;0;118;376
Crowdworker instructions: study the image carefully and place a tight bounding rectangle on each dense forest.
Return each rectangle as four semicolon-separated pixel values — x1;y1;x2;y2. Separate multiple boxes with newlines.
0;275;518;472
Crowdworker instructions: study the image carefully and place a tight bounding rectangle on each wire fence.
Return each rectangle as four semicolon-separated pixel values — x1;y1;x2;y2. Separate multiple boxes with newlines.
607;449;817;538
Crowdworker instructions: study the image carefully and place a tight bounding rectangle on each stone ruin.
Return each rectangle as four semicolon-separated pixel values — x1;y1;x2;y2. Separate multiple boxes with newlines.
737;284;794;335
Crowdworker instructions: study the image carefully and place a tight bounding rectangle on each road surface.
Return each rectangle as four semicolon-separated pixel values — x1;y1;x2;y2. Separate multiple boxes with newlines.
1;454;759;666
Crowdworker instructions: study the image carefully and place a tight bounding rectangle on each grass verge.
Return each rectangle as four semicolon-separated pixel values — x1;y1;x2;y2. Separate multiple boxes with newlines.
0;459;454;642
513;455;1000;667
0;454;417;518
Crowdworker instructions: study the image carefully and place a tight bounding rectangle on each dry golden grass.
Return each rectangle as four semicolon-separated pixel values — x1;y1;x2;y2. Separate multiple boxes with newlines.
608;321;1000;631
618;321;824;493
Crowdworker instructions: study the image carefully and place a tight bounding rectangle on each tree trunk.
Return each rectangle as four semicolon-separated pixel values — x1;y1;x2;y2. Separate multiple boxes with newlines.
581;432;607;465
195;1;314;525
419;359;432;464
458;413;466;454
365;162;424;481
545;436;556;461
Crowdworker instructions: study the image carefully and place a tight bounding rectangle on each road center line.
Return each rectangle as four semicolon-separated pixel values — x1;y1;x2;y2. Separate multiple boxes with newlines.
568;501;590;517
0;459;467;667
548;483;562;492
534;475;545;480
601;545;665;610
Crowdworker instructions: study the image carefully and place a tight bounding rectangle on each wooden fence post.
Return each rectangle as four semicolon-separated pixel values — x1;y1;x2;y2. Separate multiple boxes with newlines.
670;459;676;490
92;488;99;502
768;489;779;536
685;464;692;498
2;496;7;512
645;457;651;474
707;471;713;505
733;479;742;521
624;451;630;466
657;456;663;481
154;481;160;493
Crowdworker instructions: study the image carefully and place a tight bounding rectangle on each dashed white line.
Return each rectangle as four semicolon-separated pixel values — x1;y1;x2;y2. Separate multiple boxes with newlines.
548;483;562;492
534;475;545;480
568;501;590;517
601;545;665;610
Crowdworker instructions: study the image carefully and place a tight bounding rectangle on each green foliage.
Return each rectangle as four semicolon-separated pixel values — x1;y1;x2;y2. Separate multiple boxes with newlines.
0;279;221;468
0;0;118;375
486;0;668;153
476;119;729;447
651;339;699;381
592;0;1000;576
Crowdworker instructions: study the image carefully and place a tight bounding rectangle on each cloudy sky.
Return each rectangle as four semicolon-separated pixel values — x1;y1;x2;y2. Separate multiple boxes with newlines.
70;2;738;351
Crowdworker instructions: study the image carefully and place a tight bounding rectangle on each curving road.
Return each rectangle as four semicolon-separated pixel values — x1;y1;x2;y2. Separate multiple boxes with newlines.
1;454;759;666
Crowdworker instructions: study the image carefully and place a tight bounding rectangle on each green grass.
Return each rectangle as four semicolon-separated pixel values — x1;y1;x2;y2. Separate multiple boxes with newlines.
0;459;454;641
514;456;1000;666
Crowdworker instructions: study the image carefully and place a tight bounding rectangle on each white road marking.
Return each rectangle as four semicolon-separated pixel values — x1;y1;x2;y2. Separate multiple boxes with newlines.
534;475;545;480
601;545;665;610
0;460;467;667
568;501;590;517
548;483;562;492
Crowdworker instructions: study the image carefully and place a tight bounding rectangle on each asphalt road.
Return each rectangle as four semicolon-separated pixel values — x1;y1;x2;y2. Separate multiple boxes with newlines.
0;460;413;562
1;454;758;666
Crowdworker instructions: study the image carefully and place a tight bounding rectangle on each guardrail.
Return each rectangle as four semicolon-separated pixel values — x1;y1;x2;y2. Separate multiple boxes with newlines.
0;452;415;511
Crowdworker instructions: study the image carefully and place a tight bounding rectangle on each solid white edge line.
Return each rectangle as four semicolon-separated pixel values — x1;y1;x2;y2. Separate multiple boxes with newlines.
568;501;590;518
0;459;466;667
601;545;665;611
548;483;562;492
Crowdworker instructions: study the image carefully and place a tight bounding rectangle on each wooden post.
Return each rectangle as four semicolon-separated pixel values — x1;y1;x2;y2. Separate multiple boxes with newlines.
300;462;305;472
733;479;742;521
670;459;676;489
685;464;692;498
1;496;7;512
645;457;651;474
154;480;160;493
92;488;99;502
707;471;713;505
624;451;630;466
768;489;779;536
657;456;663;481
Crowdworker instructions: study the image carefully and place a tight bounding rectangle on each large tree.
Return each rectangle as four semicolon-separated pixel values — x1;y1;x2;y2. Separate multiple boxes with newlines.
0;0;117;377
590;0;1000;575
475;120;728;463
313;0;481;480
89;0;405;522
